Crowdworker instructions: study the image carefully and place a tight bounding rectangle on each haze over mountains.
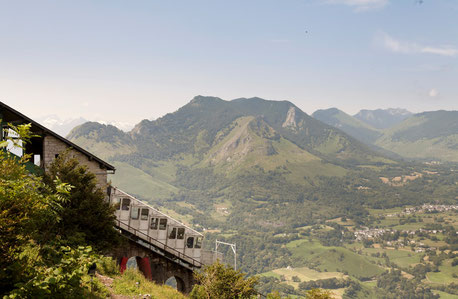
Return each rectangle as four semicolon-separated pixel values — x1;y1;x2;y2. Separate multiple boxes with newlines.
313;108;458;163
35;115;134;137
67;96;458;201
66;95;458;208
66;96;458;167
35;115;88;137
68;96;388;200
354;108;412;130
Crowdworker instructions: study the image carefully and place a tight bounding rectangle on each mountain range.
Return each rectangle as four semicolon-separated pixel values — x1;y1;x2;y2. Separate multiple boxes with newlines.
67;96;458;205
312;108;458;163
354;108;412;129
65;96;457;297
68;96;396;200
66;95;457;279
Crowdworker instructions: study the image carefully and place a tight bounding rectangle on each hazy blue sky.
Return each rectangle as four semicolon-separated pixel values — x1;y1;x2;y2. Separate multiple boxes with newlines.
1;0;457;126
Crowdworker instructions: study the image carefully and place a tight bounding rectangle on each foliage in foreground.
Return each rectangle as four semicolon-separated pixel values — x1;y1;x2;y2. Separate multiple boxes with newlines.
305;288;334;299
0;123;116;298
190;261;259;299
112;268;186;299
189;260;335;299
96;256;120;277
6;246;105;298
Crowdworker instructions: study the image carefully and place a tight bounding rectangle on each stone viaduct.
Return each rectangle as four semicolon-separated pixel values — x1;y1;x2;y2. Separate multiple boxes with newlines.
114;238;196;293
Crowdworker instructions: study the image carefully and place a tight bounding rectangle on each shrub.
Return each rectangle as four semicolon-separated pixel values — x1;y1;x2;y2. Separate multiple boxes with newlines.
190;261;258;299
96;256;120;277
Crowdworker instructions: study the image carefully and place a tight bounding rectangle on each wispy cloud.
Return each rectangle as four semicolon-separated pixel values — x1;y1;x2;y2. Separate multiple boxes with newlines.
323;0;389;11
429;88;439;98
376;32;458;57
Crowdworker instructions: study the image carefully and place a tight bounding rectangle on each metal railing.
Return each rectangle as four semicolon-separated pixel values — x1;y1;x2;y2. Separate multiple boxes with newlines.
115;219;203;269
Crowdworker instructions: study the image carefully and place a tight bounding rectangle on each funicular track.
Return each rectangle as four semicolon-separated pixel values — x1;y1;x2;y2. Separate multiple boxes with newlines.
115;219;203;271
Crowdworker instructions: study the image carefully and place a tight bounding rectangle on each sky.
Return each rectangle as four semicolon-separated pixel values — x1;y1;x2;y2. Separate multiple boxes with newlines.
1;0;457;128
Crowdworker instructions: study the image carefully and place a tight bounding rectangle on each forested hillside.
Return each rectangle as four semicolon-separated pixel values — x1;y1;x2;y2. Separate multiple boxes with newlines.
374;111;458;162
312;108;382;144
313;108;458;163
68;96;458;298
69;96;394;201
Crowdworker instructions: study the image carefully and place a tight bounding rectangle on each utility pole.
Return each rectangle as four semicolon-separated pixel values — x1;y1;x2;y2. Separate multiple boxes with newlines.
215;240;237;270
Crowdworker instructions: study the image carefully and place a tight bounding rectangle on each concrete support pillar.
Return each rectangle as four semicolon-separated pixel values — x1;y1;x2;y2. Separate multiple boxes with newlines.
119;256;128;274
137;257;152;280
112;239;197;294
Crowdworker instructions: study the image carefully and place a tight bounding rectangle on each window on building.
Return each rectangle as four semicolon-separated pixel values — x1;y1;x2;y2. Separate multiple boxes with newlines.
5;129;23;157
33;154;41;166
169;228;177;239
121;198;130;210
195;237;202;249
141;208;149;220
186;237;194;248
159;218;167;230
177;228;185;239
131;207;139;219
150;218;159;230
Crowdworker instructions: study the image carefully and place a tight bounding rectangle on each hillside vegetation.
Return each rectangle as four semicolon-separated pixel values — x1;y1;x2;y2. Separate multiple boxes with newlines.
312;108;458;163
68;96;458;298
312;108;382;144
374;111;458;162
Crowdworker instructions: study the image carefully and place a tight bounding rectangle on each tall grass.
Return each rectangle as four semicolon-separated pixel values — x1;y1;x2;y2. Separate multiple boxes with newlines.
112;268;187;299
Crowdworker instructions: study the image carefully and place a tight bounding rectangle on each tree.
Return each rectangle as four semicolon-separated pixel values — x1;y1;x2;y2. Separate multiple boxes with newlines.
0;124;71;294
0;124;107;297
190;261;259;299
306;289;334;299
43;150;121;252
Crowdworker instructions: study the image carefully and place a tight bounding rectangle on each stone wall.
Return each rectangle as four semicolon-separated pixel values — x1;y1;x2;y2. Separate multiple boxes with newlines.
43;135;108;190
113;238;196;294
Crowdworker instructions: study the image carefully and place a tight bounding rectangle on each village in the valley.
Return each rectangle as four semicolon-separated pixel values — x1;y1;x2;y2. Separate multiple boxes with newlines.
352;204;458;253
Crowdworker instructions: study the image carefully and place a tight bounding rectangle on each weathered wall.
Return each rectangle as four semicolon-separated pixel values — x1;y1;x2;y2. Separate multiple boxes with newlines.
43;135;108;190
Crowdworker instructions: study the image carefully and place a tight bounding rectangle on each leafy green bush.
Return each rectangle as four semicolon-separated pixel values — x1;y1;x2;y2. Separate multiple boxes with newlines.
305;289;334;299
6;245;100;298
190;261;259;299
96;256;120;277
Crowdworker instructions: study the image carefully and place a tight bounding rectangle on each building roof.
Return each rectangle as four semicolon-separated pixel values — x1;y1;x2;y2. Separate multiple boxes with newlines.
0;101;115;172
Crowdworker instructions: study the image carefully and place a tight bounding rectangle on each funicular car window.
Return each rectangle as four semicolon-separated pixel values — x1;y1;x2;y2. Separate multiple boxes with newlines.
121;198;130;210
169;228;177;239
159;218;167;230
177;228;185;239
131;207;139;219
186;237;194;248
195;237;202;248
150;218;158;230
141;208;149;220
112;198;121;210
